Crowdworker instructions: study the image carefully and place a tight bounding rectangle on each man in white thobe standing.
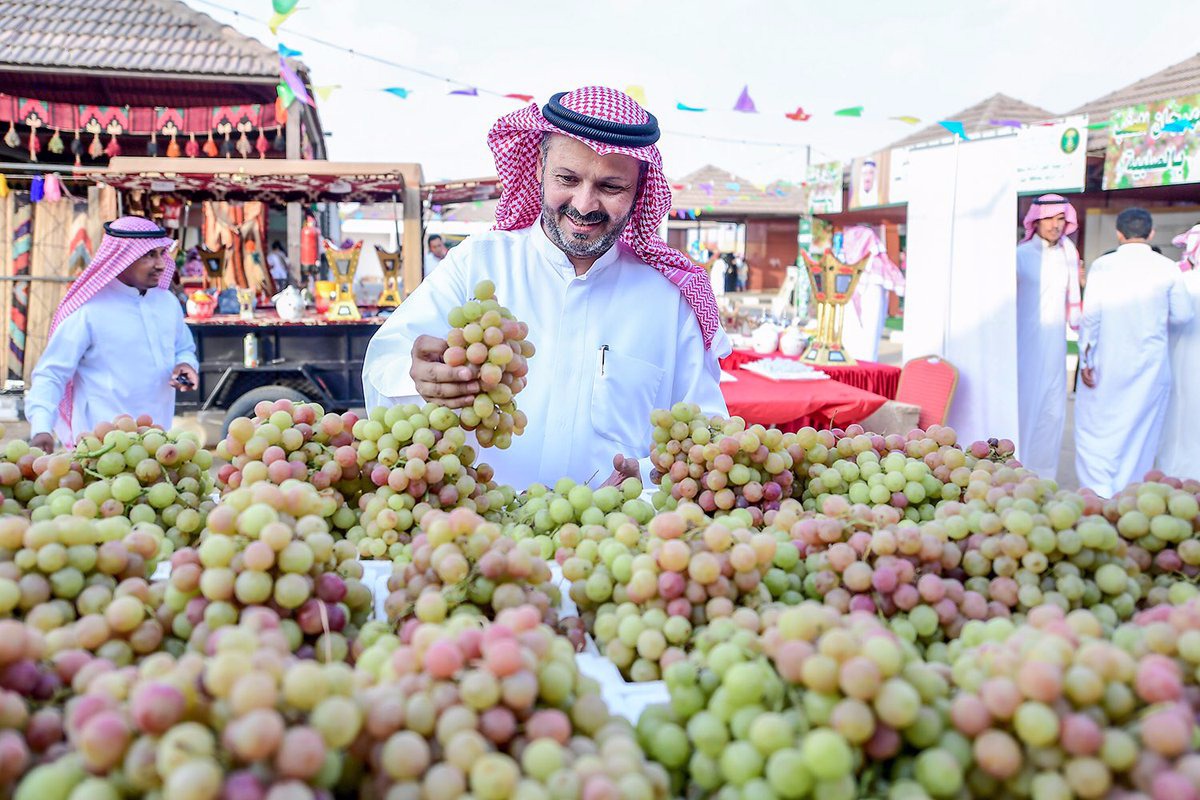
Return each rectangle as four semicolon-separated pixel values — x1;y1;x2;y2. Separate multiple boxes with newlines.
363;87;730;490
841;225;905;363
1076;208;1195;497
1157;223;1200;480
1014;194;1083;480
26;216;199;451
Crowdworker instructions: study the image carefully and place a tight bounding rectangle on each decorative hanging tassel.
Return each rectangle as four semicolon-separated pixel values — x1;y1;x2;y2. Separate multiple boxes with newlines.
87;131;103;159
27;131;40;162
184;133;199;158
47;129;64;154
43;174;62;202
146;131;159;157
219;131;235;158
70;129;83;167
255;129;269;158
104;134;121;158
236;130;252;158
202;131;218;157
3;122;18;149
29;175;44;203
271;127;286;152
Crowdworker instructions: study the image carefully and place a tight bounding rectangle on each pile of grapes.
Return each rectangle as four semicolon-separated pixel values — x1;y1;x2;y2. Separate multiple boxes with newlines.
2;416;214;549
380;507;563;635
649;404;797;523
504;476;653;560
159;481;373;661
2;387;1200;800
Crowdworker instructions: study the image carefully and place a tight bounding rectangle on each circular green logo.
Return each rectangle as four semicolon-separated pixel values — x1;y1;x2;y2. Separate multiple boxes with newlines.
1061;128;1080;154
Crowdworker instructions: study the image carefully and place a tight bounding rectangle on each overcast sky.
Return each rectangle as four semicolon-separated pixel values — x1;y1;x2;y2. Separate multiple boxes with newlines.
187;0;1200;184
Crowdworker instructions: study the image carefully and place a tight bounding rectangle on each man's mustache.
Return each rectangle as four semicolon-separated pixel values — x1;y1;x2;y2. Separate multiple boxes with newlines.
559;204;608;226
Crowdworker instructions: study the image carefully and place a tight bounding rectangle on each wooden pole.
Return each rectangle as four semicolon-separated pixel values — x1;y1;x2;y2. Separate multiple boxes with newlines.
286;102;302;285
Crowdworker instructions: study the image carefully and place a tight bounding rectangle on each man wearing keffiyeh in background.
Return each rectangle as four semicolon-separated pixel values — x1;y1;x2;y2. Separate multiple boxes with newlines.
26;216;198;452
364;86;729;490
1013;194;1082;482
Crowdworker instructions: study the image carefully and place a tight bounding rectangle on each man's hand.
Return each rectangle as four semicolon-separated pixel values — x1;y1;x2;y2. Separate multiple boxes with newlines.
411;335;481;409
1080;366;1097;389
169;363;199;391
599;454;640;488
30;432;54;453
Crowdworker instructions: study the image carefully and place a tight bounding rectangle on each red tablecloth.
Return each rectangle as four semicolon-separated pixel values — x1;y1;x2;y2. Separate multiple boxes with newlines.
720;367;889;432
720;349;901;399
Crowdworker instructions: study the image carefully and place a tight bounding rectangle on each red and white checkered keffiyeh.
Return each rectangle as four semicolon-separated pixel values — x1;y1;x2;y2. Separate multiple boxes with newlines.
1022;194;1083;331
487;86;727;353
49;216;175;443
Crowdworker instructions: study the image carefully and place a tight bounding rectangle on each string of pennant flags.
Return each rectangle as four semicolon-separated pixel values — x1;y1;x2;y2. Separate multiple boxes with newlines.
223;0;1152;150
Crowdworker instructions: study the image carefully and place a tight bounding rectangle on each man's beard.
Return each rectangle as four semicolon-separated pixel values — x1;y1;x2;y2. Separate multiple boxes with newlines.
540;193;633;261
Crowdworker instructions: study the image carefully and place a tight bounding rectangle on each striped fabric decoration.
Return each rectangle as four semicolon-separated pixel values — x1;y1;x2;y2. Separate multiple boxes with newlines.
8;201;30;383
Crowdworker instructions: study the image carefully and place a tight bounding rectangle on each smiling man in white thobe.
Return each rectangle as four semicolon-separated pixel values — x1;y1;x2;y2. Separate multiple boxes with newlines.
363;87;730;489
26;217;198;450
1076;207;1195;497
1014;194;1083;481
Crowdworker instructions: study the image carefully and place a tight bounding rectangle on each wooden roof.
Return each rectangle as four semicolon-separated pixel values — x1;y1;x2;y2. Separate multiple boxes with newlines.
886;93;1056;149
670;164;806;217
0;0;301;105
1068;52;1200;154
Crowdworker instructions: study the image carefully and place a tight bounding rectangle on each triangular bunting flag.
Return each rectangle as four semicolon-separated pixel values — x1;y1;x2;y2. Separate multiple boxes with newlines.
785;107;811;121
505;94;534;103
938;120;968;139
450;88;479;96
276;82;296;108
890;116;921;125
314;85;340;102
279;57;314;106
383;87;410;99
733;85;757;113
268;8;295;34
676;102;706;112
834;106;864;117
277;43;303;58
988;119;1024;128
625;85;647;106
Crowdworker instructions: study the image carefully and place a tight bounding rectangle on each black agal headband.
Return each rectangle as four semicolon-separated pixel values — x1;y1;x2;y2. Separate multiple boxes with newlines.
542;92;661;148
103;220;169;238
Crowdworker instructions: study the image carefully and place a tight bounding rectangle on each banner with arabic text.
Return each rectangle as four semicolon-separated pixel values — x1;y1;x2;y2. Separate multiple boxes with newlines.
1103;95;1200;190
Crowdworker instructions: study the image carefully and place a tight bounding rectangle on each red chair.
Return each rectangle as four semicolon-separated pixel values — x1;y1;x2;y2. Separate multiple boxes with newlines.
894;356;958;430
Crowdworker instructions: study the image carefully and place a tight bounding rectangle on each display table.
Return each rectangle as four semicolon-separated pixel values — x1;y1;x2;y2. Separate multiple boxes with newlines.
719;367;889;432
720;349;901;399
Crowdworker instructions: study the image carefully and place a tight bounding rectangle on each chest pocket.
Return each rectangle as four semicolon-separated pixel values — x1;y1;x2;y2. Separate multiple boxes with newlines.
590;349;666;453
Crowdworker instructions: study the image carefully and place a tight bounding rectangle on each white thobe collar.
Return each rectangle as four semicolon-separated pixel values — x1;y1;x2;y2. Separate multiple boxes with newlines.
1118;242;1152;253
530;219;624;281
106;279;149;299
1035;235;1063;251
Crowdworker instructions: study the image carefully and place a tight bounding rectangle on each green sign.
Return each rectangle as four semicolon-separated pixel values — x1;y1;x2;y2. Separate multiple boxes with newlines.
1103;94;1200;190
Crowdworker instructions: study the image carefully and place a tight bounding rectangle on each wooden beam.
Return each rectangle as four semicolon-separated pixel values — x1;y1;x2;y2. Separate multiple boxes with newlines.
286;101;302;285
400;164;425;297
104;158;422;178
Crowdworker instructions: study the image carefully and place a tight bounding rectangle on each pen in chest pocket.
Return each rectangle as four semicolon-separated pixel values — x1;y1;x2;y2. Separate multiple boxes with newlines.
598;345;609;377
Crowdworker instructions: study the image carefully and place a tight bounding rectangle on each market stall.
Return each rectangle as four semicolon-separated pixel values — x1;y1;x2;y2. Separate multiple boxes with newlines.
91;159;431;429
